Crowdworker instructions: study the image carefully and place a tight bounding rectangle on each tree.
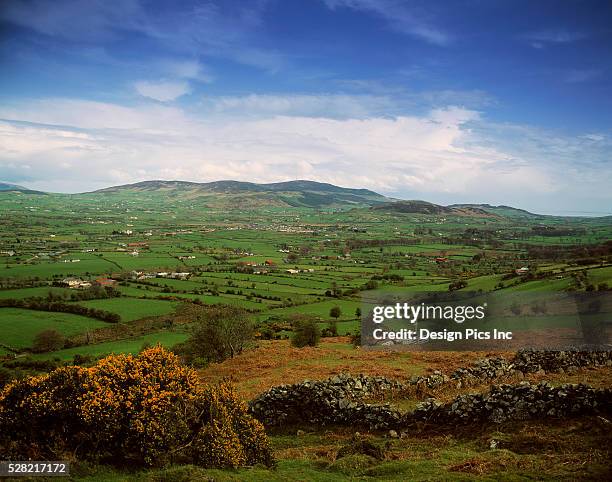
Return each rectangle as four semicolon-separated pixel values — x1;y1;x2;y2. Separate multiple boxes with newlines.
177;305;254;363
290;315;321;348
355;307;362;318
32;329;65;353
327;319;338;336
329;306;342;320
331;281;339;297
364;279;378;290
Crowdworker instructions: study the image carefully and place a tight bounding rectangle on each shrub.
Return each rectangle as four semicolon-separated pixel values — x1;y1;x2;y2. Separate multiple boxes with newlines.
0;368;12;388
31;329;65;353
448;279;468;291
290;315;321;348
327;319;338;336
72;353;94;366
0;346;273;469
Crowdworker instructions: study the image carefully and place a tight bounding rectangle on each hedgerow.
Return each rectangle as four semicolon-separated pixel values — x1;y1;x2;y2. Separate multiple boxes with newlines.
0;346;273;468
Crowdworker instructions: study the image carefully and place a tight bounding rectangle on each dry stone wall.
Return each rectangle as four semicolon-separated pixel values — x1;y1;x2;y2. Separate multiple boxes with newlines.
249;374;403;429
249;350;612;430
412;382;611;425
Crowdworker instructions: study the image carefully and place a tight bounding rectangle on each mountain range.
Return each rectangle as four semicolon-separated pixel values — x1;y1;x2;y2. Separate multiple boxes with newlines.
0;179;547;217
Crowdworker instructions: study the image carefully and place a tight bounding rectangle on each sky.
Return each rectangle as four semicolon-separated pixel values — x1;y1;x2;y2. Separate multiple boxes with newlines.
0;0;611;215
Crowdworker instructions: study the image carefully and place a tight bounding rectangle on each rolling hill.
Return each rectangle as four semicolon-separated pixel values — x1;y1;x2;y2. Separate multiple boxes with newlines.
89;179;390;208
0;182;45;195
0;179;591;218
372;200;499;217
449;203;538;218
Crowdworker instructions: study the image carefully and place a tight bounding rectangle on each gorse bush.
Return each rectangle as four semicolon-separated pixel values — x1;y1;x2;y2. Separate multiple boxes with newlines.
0;346;273;468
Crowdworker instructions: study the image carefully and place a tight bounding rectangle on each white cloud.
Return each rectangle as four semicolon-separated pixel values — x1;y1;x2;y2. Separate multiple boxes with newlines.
204;93;397;119
0;97;610;214
580;133;606;142
134;80;191;101
0;0;283;72
323;0;449;46
159;60;213;83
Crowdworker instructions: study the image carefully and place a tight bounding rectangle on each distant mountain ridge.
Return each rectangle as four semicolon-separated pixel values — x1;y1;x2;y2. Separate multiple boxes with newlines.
449;203;537;218
0;182;45;194
90;179;389;208
92;179;382;197
0;179;589;218
371;200;499;218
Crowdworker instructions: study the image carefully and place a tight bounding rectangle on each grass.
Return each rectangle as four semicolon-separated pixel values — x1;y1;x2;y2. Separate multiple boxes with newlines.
1;191;611;480
0;307;107;349
30;331;189;361
76;297;179;321
198;337;496;399
70;416;612;481
262;299;362;322
0;286;72;299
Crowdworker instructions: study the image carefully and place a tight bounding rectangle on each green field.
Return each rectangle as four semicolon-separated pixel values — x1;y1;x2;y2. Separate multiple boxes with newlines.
1;189;611;360
0;308;107;350
30;331;189;361
77;298;180;321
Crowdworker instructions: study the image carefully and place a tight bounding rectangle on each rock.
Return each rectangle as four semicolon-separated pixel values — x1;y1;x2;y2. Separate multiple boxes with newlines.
249;351;612;430
248;373;404;429
297;429;305;436
388;430;398;438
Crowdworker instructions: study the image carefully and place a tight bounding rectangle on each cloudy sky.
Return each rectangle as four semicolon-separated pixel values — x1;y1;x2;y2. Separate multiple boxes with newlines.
0;0;611;214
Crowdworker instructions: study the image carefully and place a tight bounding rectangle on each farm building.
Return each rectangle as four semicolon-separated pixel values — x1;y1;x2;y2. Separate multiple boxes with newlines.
95;277;117;287
60;277;92;289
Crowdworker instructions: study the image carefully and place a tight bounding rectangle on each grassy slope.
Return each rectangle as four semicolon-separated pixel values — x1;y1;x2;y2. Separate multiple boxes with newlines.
76;298;179;321
30;331;189;361
0;307;107;349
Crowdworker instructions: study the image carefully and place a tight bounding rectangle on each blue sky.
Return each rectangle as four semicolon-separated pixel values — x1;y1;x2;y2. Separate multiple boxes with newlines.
0;0;611;214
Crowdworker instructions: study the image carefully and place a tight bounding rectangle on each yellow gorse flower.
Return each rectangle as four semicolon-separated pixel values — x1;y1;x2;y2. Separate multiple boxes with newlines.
0;345;273;468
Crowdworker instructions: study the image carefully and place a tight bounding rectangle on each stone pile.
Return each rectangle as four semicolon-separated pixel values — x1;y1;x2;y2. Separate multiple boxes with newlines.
250;350;612;430
450;357;516;386
411;382;612;425
409;370;450;391
249;374;403;429
513;349;612;374
414;349;612;391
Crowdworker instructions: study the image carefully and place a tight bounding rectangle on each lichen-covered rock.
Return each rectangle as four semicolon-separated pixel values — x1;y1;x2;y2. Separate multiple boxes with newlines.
249;374;403;428
249;350;612;431
410;382;612;426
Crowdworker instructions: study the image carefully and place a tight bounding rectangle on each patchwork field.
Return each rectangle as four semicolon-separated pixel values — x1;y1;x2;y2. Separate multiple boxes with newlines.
1;187;611;480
